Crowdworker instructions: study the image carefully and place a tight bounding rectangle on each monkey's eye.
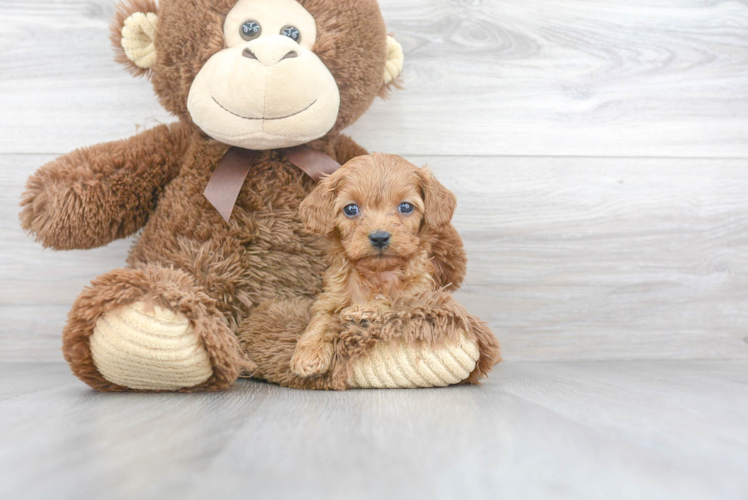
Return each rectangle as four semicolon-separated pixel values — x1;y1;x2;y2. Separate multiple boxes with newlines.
280;25;301;43
398;202;415;214
240;20;262;41
343;204;360;218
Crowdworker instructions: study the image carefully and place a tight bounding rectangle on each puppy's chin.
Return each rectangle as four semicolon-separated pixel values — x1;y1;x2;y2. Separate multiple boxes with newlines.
351;254;407;273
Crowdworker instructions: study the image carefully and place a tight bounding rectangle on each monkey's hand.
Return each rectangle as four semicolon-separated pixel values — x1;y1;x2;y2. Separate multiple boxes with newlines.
20;122;190;250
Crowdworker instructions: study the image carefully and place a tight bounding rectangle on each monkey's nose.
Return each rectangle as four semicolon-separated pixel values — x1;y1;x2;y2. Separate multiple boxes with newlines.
243;47;298;65
369;231;391;249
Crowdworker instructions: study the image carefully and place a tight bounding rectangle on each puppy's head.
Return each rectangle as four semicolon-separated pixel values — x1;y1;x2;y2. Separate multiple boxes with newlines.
300;153;456;272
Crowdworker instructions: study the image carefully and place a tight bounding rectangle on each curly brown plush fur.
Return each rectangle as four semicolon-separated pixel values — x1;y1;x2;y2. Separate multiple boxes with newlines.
20;0;469;391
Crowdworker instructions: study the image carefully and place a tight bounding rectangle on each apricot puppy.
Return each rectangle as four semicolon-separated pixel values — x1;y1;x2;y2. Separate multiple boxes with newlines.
290;153;458;378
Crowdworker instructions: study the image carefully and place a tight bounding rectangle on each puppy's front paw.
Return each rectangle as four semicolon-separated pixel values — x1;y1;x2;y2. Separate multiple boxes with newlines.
341;306;381;327
291;341;334;378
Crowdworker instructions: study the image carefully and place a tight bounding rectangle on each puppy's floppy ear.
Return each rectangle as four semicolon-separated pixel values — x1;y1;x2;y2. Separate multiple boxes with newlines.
419;168;457;228
299;174;340;234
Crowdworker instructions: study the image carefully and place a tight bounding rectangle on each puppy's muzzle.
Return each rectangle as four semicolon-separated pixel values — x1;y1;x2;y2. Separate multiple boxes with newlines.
369;231;391;250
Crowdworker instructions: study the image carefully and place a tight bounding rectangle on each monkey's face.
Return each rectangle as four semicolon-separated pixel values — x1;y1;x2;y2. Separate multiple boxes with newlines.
113;0;403;147
187;0;340;150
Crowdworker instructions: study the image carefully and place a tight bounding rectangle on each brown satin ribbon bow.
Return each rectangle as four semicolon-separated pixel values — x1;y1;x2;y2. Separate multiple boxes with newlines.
203;145;341;223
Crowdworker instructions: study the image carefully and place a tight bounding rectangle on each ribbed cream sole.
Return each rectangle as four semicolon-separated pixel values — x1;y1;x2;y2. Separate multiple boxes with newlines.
90;302;213;391
347;332;479;389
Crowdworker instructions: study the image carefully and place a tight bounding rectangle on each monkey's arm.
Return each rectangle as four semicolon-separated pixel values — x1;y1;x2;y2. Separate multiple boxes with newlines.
20;121;191;250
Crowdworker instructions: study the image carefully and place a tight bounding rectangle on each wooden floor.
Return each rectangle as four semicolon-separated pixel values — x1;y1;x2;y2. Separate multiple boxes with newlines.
1;361;747;500
2;0;748;498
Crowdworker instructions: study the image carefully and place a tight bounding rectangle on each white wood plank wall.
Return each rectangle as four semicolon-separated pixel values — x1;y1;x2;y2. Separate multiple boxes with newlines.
1;0;747;362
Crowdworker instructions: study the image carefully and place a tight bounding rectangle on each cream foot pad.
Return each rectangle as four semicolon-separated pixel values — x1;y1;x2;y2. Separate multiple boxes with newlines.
347;332;479;389
90;302;213;390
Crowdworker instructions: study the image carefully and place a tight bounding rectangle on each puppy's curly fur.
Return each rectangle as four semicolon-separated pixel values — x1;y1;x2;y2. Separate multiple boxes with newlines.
289;153;501;382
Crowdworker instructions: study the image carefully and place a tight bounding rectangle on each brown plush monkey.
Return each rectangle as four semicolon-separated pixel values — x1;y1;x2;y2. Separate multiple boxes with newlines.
20;0;476;392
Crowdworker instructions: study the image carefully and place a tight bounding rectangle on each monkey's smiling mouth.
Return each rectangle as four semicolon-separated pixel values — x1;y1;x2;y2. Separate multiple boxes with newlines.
211;97;317;121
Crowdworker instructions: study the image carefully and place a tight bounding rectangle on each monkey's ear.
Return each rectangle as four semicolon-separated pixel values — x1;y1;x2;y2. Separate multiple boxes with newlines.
381;36;404;90
110;0;159;77
299;175;340;235
419;168;457;229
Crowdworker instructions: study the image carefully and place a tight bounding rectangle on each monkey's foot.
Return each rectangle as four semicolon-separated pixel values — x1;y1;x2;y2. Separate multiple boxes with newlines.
346;332;479;389
90;301;213;391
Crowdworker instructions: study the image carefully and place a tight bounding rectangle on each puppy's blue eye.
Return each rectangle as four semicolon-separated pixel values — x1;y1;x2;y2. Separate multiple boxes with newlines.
398;202;414;214
343;204;359;218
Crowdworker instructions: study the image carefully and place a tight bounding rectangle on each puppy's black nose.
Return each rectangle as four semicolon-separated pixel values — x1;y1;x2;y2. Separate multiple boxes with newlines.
369;231;391;249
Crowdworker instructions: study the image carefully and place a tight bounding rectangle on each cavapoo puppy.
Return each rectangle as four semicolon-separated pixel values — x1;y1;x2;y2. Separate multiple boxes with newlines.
290;153;500;383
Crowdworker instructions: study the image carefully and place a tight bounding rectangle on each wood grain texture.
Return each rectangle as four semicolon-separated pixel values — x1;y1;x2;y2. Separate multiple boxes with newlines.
4;154;748;362
1;1;747;156
360;0;748;156
0;360;746;500
424;156;748;361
